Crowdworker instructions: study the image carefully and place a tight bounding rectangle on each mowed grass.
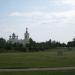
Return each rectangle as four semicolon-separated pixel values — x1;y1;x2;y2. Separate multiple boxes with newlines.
0;48;75;68
0;70;75;75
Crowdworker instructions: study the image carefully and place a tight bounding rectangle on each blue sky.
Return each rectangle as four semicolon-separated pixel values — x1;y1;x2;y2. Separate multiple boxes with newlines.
0;0;75;43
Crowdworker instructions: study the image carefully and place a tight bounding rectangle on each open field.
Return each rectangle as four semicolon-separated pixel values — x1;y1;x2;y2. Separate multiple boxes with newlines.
0;70;75;75
0;48;75;68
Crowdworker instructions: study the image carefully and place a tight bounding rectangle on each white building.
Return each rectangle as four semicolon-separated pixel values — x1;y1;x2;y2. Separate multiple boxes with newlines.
23;28;29;45
8;28;30;46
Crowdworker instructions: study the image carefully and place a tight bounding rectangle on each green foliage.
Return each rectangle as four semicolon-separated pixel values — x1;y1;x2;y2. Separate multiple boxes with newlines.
0;38;6;49
5;43;12;50
67;38;75;47
1;37;75;52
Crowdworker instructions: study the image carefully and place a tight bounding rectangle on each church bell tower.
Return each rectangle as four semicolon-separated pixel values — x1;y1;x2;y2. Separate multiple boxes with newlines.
23;27;29;46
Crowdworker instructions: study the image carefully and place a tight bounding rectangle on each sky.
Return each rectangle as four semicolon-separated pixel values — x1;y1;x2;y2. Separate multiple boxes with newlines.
0;0;75;43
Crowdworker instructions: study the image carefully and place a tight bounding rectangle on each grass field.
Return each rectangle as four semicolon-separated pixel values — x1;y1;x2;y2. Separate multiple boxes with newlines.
0;48;75;68
0;70;75;75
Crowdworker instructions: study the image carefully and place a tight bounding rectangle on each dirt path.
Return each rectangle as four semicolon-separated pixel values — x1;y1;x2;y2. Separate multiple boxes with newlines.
0;67;75;72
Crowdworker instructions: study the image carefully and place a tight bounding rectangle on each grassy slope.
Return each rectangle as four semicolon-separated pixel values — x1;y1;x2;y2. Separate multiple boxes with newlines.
0;48;75;68
0;70;75;75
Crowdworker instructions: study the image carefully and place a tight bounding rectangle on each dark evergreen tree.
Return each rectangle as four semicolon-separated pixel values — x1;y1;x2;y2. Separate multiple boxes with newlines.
0;38;6;49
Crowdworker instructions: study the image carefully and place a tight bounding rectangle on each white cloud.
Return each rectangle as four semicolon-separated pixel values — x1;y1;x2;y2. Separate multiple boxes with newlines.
9;10;75;20
9;11;43;17
9;10;75;30
49;0;75;5
9;10;75;29
61;0;75;5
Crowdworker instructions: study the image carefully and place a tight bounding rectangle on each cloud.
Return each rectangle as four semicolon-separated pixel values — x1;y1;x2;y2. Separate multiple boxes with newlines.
9;10;75;19
9;10;75;29
49;0;75;5
60;0;75;5
9;11;43;17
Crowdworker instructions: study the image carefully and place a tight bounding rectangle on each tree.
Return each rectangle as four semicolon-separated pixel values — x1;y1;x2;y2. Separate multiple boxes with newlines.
28;38;36;51
0;38;6;49
5;42;12;50
67;38;75;47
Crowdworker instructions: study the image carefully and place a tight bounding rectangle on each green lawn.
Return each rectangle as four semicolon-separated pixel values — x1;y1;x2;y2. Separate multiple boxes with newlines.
0;70;75;75
0;48;75;68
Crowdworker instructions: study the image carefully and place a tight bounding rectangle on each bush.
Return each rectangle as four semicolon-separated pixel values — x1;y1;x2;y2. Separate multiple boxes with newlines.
57;50;63;56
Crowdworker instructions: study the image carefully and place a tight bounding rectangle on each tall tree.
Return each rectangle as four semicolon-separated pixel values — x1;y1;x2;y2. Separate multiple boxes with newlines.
0;38;6;48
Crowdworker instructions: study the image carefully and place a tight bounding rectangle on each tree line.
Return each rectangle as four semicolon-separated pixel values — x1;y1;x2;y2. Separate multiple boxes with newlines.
0;37;75;52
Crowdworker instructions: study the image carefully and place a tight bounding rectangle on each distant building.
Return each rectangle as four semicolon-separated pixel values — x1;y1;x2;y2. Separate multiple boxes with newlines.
8;28;30;46
23;28;29;46
8;33;18;44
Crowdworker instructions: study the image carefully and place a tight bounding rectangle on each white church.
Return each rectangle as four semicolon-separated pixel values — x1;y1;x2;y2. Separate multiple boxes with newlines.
8;28;30;46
